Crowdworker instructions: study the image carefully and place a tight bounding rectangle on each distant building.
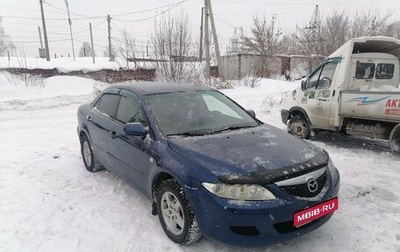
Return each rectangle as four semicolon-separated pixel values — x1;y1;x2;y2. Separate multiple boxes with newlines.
219;54;324;80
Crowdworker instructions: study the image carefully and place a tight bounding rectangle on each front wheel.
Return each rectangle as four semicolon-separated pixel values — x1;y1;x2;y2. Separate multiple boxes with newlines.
389;138;400;154
156;179;201;245
288;115;311;139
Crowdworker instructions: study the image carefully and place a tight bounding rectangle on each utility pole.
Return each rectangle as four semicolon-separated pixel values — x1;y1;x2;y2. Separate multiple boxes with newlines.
107;15;114;61
199;7;204;62
39;0;50;61
38;26;44;58
270;14;277;54
204;0;211;83
65;0;75;61
38;27;43;49
89;23;95;63
207;0;223;79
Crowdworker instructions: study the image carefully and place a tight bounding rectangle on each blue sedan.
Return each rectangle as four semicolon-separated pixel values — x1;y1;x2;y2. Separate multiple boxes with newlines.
77;82;340;247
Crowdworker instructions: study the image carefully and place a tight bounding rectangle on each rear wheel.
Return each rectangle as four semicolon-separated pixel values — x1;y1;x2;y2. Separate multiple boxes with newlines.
80;134;103;172
288;115;311;139
156;179;201;245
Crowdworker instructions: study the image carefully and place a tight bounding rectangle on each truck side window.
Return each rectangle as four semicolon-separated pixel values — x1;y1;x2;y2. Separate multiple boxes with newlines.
355;63;375;79
307;67;322;89
375;63;394;79
316;62;338;89
307;61;338;90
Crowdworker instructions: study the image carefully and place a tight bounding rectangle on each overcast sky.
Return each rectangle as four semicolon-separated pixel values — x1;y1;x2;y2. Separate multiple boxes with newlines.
1;0;400;57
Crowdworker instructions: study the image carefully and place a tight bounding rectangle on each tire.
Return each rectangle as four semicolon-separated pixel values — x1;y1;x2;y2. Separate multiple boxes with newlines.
80;134;103;172
156;179;201;245
288;115;311;139
389;138;400;154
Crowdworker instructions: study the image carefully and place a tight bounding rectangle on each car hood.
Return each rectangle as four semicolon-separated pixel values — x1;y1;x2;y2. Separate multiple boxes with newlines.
167;125;328;184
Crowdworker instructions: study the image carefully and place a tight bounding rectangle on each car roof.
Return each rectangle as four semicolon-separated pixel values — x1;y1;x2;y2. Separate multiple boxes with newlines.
105;82;213;96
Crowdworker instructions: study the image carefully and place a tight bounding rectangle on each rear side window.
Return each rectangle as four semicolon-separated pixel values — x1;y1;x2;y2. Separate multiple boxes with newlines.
355;63;375;79
375;63;394;79
95;93;120;119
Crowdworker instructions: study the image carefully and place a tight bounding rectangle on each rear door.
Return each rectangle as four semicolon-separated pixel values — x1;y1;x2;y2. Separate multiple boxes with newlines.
86;91;120;167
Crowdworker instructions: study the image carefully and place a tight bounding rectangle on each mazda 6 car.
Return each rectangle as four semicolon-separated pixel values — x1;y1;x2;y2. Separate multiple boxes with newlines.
77;82;340;247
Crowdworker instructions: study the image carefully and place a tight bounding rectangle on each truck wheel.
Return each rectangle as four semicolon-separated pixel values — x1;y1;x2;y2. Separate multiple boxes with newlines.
288;115;310;139
389;138;400;154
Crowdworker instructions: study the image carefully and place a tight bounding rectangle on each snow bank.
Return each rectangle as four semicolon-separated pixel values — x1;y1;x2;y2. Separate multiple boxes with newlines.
0;74;98;102
0;57;120;72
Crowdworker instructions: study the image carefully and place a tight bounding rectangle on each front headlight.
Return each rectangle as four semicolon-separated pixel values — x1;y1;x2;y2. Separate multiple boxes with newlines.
202;182;276;201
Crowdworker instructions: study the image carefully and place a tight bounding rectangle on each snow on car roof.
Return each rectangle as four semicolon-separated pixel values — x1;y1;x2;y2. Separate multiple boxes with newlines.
108;82;212;95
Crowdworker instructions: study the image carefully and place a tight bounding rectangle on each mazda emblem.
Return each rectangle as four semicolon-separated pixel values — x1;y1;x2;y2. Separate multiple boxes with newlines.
307;178;318;193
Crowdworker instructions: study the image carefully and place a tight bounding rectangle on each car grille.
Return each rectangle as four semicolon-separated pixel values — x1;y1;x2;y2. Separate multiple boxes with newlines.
279;171;327;198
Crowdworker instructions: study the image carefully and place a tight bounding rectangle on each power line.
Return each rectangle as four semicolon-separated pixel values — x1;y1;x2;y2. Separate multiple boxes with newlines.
113;0;189;17
113;0;189;23
213;14;238;29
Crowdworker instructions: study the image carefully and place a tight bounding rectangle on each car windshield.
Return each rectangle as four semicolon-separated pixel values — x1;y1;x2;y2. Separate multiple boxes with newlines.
146;90;259;136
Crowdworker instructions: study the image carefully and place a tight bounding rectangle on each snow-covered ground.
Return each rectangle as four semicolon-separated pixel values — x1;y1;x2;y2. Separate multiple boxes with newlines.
1;72;400;252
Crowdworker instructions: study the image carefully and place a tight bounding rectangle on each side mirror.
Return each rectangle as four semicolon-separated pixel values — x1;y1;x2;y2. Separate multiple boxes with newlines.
123;122;148;137
301;79;308;91
247;110;256;118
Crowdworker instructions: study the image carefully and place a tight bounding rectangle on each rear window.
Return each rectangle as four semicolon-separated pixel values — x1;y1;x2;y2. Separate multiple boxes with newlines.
375;63;394;79
355;63;375;79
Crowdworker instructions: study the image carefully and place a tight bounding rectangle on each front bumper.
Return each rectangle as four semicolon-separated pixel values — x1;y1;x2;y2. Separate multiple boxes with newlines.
189;167;340;247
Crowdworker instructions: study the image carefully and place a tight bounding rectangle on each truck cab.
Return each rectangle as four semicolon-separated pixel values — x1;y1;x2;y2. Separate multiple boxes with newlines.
281;36;400;152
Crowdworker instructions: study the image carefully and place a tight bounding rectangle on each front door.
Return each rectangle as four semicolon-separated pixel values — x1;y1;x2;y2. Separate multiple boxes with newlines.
108;90;151;195
302;59;340;129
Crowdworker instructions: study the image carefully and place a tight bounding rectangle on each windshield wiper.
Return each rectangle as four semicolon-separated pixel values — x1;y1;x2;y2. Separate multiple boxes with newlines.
167;131;207;137
208;124;257;134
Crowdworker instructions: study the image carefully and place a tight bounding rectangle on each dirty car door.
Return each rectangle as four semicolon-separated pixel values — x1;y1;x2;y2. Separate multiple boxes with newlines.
108;90;152;195
87;91;120;167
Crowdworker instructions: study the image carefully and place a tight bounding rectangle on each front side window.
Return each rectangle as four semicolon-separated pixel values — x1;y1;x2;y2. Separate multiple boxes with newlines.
355;63;375;79
307;67;322;89
317;62;338;89
375;63;394;79
116;91;147;125
95;93;120;119
306;59;339;90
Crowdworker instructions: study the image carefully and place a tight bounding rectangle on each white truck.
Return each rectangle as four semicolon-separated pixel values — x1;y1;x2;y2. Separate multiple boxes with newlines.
281;36;400;152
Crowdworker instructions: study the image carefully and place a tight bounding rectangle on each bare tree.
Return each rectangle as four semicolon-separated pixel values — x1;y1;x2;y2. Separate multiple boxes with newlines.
278;33;299;55
239;15;281;55
320;12;350;55
112;29;141;69
238;15;282;77
151;12;200;82
79;42;95;57
0;17;14;56
386;21;400;39
350;11;392;38
115;29;139;59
